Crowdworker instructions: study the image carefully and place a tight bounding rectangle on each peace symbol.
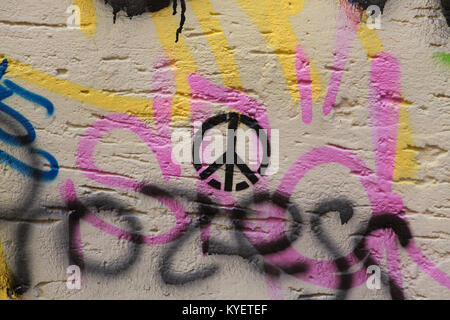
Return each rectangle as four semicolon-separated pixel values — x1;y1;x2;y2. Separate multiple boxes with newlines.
193;112;271;192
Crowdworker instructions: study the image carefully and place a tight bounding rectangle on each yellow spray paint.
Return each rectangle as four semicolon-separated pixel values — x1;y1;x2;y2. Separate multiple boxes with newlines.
151;8;198;122
0;54;154;118
354;8;418;181
2;0;416;178
393;104;419;181
357;23;384;57
0;0;422;298
152;1;245;121
234;0;323;104
73;0;97;36
1;2;242;124
0;241;19;300
189;0;242;89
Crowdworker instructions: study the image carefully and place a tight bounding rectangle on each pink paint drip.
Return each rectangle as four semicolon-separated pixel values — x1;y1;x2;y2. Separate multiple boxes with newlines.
295;8;356;123
61;180;85;270
369;52;402;193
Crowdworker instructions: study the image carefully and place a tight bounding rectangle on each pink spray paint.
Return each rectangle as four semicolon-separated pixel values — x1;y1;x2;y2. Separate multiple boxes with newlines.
66;59;189;247
295;7;356;123
60;32;450;297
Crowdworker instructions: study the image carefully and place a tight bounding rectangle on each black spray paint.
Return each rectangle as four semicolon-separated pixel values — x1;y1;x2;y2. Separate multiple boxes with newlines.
104;0;187;42
442;0;450;27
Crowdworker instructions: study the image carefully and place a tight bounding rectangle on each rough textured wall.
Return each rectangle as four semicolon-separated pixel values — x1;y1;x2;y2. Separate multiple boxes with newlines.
0;0;449;300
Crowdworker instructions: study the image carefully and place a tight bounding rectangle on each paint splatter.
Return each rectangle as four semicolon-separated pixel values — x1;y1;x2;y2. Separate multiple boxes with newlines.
104;0;187;42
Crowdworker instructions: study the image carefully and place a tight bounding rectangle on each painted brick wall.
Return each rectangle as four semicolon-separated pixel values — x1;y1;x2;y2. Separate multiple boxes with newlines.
0;0;448;300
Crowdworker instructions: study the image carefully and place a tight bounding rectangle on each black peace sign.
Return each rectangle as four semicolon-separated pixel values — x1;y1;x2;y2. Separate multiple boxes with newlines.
193;112;271;192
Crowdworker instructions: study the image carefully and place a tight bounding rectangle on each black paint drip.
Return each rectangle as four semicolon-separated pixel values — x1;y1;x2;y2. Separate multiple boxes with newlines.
104;0;187;42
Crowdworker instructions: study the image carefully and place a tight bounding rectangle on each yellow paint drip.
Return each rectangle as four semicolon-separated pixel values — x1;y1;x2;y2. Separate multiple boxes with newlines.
74;0;97;36
357;23;384;58
190;0;242;89
151;8;198;122
352;10;416;181
393;104;419;181
235;0;322;104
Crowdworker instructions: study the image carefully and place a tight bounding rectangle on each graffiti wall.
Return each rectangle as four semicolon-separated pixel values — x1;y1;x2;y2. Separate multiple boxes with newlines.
0;0;448;300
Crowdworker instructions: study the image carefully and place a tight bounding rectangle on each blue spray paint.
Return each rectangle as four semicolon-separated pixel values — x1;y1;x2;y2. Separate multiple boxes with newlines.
3;79;54;116
0;59;8;80
0;148;59;182
0;102;36;146
0;59;59;181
